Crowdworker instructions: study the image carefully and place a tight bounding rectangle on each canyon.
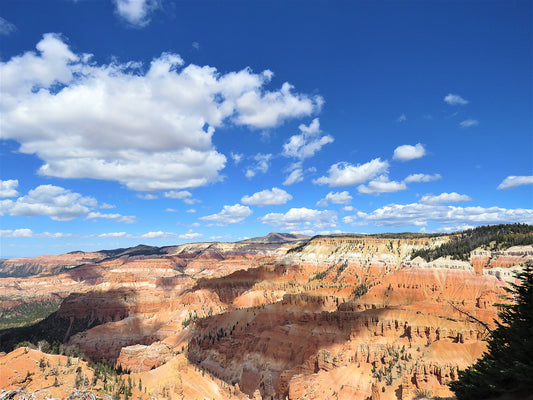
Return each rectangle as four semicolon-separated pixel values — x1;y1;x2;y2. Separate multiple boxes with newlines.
1;229;531;400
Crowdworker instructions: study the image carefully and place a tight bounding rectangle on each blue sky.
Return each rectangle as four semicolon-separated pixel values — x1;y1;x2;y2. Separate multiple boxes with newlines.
1;0;532;257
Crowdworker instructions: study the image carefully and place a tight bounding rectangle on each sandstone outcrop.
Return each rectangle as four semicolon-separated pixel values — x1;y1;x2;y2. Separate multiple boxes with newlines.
1;233;531;399
0;251;105;277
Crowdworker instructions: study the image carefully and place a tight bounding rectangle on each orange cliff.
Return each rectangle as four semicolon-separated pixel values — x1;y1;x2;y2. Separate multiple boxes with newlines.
0;235;531;400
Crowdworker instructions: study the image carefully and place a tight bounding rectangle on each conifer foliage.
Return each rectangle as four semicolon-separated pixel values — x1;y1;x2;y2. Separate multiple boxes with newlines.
449;263;533;399
411;223;533;261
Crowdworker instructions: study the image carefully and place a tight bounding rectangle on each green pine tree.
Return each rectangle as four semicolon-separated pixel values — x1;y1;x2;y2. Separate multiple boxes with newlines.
449;263;533;399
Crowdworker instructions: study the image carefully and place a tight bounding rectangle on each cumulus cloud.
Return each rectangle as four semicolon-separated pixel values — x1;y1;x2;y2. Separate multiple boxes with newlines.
313;158;389;187
357;175;407;194
0;180;19;198
0;228;33;238
0;17;16;35
403;173;442;183
0;185;97;221
164;190;200;204
396;114;407;123
259;207;337;231
282;118;333;160
0;228;74;238
245;153;272;178
199;203;252;225
460;119;479;128
419;192;473;204
234;82;323;129
241;187;292;206
316;191;352;207
86;212;137;224
113;0;160;27
348;203;533;227
444;93;468;105
1;34;321;192
497;176;533;190
178;230;203;240
393;143;426;161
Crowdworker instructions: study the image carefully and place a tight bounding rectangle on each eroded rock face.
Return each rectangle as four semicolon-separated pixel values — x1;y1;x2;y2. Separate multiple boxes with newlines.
1;236;530;400
0;252;106;277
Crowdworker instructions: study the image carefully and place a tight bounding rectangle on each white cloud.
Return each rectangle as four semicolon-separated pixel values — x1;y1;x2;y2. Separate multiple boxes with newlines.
350;203;533;227
0;228;74;238
397;114;406;123
283;162;305;186
283;168;304;186
97;232;129;238
393;143;426;161
421;224;475;234
241;187;292;206
137;193;158;200
460;119;479;128
100;203;116;209
497;176;533;190
245;153;272;178
233;82;323;129
113;0;160;27
178;230;203;240
342;205;354;212
0;180;19;198
1;35;320;192
42;232;74;238
164;190;200;204
316;191;352;207
165;208;178;212
444;93;469;105
183;198;199;205
357;175;407;194
86;212;137;224
231;152;243;164
0;185;97;221
199;203;252;225
260;207;337;231
192;42;200;50
419;192;473;204
141;231;176;239
403;173;442;183
282;118;333;159
0;228;33;238
313;158;389;187
342;215;366;225
0;17;16;35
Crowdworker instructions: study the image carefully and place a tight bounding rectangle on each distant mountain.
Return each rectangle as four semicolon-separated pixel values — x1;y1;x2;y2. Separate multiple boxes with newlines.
97;244;168;260
238;232;309;244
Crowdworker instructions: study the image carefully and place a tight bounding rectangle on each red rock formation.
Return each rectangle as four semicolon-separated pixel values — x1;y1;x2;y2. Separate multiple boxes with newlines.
1;236;530;400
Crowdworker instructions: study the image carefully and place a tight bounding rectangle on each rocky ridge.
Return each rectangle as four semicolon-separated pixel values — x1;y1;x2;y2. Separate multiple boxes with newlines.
1;230;531;399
